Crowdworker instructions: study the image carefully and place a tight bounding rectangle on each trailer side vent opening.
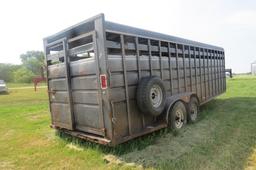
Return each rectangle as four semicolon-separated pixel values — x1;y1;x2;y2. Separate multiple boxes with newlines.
44;14;226;146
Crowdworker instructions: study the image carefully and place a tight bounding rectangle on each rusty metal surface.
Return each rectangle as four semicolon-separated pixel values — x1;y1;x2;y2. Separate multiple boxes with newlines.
45;27;106;137
52;125;110;145
44;14;226;146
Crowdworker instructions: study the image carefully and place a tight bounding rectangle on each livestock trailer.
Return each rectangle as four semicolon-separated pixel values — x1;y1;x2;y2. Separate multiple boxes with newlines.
43;14;226;146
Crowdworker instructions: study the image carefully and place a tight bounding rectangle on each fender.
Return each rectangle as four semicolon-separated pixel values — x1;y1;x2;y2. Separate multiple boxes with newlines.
164;92;198;123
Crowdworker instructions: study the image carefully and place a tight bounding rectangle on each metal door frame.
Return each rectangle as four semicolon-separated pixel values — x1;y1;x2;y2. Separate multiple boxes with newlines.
44;31;106;135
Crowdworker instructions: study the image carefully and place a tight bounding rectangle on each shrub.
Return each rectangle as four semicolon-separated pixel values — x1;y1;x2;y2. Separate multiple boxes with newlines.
13;67;35;83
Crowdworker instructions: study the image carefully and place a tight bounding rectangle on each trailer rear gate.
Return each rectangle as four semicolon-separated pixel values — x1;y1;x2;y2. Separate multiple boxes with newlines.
44;14;225;145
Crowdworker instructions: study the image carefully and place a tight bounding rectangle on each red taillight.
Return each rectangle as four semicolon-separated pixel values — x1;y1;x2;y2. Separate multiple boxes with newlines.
100;74;107;89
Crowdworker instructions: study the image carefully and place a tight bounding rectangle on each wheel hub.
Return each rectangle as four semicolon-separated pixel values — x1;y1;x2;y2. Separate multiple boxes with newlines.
150;85;163;108
190;104;198;121
175;109;184;129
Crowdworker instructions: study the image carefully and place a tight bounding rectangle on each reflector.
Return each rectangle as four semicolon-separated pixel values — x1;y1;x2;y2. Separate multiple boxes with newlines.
100;74;107;89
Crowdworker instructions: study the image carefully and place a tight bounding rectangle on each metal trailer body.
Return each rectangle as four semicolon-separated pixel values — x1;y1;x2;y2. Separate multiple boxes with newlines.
43;14;226;146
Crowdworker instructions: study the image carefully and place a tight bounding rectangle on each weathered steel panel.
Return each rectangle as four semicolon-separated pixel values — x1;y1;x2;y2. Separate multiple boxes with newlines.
109;86;136;102
110;72;138;87
129;100;144;134
113;102;129;138
71;76;98;90
49;78;67;91
48;64;65;79
50;91;68;103
108;55;137;72
70;59;97;76
74;104;101;129
72;91;100;104
50;103;72;128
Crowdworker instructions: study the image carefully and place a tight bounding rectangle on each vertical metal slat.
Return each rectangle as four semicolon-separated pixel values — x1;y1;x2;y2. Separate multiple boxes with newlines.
223;52;226;91
135;37;141;80
148;39;153;76
159;41;163;79
176;44;180;93
216;51;220;94
135;37;145;128
220;51;223;93
207;49;210;99
168;43;173;94
213;51;217;96
44;40;54;126
221;52;224;92
211;50;214;97
92;32;105;132
188;46;193;92
120;35;132;135
199;48;203;101
182;45;187;92
203;49;207;100
62;38;75;130
219;52;222;93
194;47;198;95
215;51;218;95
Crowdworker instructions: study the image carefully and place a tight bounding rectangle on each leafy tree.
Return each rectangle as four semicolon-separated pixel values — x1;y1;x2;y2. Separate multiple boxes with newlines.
20;51;45;77
13;67;35;83
0;51;45;83
0;63;21;82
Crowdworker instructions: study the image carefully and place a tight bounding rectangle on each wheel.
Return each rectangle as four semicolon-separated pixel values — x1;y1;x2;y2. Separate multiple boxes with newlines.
187;97;199;123
168;101;187;129
136;76;166;116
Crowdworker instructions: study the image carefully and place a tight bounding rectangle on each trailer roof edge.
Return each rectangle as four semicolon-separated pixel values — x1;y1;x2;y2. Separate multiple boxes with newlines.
105;21;224;51
43;13;104;41
44;13;224;51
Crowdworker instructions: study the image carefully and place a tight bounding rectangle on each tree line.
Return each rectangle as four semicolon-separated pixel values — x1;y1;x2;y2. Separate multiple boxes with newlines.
0;51;45;83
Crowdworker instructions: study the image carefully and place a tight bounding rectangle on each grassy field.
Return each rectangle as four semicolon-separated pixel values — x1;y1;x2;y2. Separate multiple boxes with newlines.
0;76;256;170
7;82;46;88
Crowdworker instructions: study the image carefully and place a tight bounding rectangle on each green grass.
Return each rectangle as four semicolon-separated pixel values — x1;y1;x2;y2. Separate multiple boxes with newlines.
0;76;256;169
7;82;46;88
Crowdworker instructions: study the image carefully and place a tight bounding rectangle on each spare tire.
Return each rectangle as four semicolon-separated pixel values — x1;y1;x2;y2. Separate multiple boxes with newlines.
136;76;166;116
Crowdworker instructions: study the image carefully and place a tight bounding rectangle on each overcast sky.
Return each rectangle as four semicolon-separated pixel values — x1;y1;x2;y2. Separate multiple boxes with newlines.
0;0;255;73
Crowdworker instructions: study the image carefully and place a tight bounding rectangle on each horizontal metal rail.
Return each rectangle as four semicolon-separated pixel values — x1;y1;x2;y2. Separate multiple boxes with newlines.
106;40;184;53
68;31;95;43
46;38;66;48
69;43;94;56
47;43;94;61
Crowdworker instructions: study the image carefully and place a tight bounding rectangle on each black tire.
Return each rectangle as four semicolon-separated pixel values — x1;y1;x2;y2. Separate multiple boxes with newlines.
168;101;187;129
136;76;166;116
187;97;199;123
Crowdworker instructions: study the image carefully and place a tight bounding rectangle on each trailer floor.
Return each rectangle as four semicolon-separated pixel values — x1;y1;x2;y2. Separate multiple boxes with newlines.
0;76;256;170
